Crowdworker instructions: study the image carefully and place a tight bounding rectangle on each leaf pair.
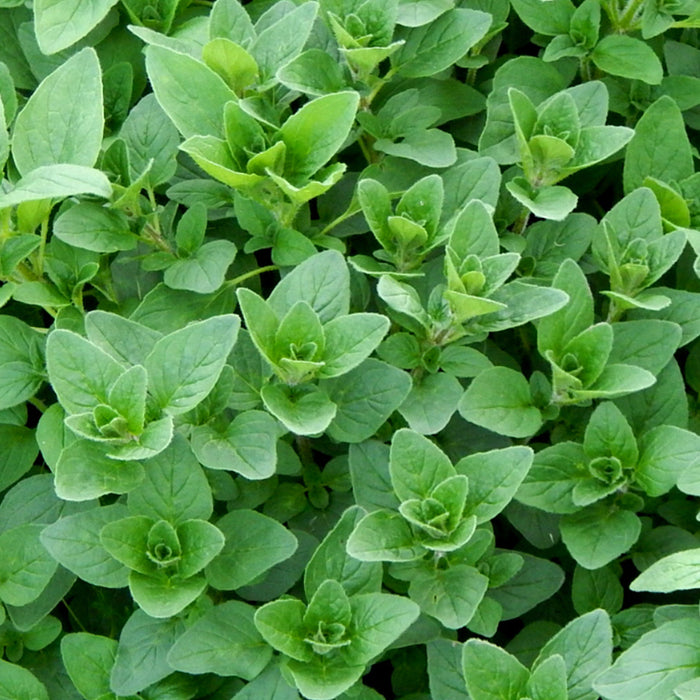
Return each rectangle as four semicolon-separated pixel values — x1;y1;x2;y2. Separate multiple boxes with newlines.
237;251;389;434
506;82;633;220
45;312;239;498
255;578;419;699
537;260;656;405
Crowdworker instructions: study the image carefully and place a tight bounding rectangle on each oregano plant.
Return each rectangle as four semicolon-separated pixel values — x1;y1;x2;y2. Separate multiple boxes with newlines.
0;0;700;698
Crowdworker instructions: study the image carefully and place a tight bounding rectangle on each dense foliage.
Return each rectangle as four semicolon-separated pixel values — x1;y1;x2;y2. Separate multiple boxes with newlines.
1;0;700;697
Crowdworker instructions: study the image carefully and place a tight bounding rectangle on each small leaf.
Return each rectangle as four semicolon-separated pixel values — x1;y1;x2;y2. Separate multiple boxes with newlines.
593;618;700;700
560;505;641;569
591;35;663;85
459;366;542;438
145;315;239;415
167;600;271;678
462;639;530;700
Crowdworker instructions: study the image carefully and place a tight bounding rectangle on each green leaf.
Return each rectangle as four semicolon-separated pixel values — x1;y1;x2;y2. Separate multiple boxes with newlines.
146;314;239;415
11;48;103;176
120;93;180;187
506;178;578;221
349;440;398;513
304;506;383;599
230;663;301;700
489;552;565;620
560;505;641;569
634;425;700;497
623;96;694;193
126;435;209;522
344;592;420;664
261;383;336;436
609;320;682;375
286;655;364;700
0;659;49;700
268;250;350;323
459;366;542;438
390;428;454;501
254;598;310;662
191;409;282;479
34;0;118;54
591;35;663;85
145;45;237;139
203;38;258;95
536;609;612;700
280;91;359;181
110;609;184;695
250;2;318;82
53;203;135;253
206;509;298;590
409;564;488;629
129;571;207;618
321;359;411;443
631;548;700;593
537;259;592;355
456;446;534;524
99;515;154;575
55;439;145;501
0;316;44;411
394;9;491;78
61;633;117;700
84;311;161;367
398;372;463;435
480;57;567;164
277;49;346;96
462;639;530;700
318;314;389;379
176;519;224;578
593;618;700;700
167;600;271;678
572;565;623;615
164;240;237;294
583;402;638;465
427;638;468;700
0;425;38;492
40;504;130;588
374;128;457;168
510;0;575;35
0;164;112;208
397;0;454;27
346;509;424;562
0;523;56;607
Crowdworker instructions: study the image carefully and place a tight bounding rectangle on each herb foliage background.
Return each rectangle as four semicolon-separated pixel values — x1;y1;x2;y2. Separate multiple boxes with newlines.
0;0;700;697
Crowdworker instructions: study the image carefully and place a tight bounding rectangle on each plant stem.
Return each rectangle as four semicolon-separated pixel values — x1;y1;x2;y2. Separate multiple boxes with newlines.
513;207;531;235
318;203;362;238
226;264;279;287
36;216;49;277
62;598;87;632
617;0;645;30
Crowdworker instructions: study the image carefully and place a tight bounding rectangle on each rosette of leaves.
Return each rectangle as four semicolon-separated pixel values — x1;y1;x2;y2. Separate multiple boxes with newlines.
506;82;634;220
536;259;656;405
368;198;568;433
376;200;569;347
464;609;613;700
320;0;405;80
44;312;239;499
592;188;687;322
178;92;360;226
254;578;419;699
99;515;224;619
347;429;534;630
356;173;447;272
517;401;700;569
236;250;392;435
